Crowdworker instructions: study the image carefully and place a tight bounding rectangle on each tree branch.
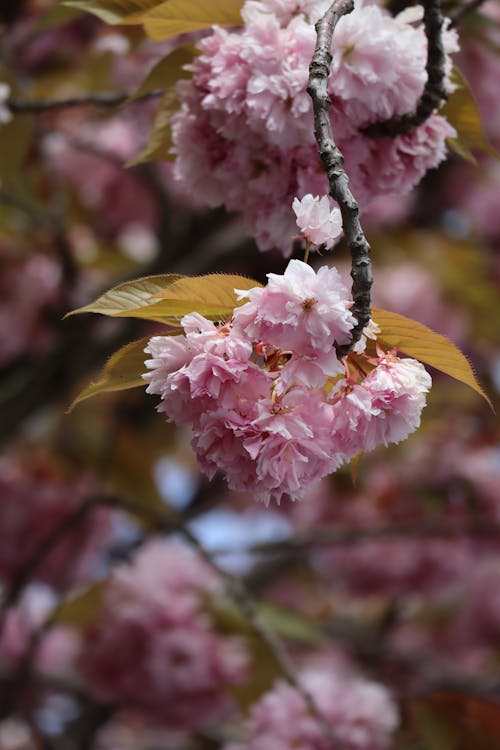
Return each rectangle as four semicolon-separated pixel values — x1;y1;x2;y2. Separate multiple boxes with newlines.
307;0;372;356
104;494;348;750
0;497;98;638
7;89;162;114
363;0;448;137
449;0;488;28
210;519;500;558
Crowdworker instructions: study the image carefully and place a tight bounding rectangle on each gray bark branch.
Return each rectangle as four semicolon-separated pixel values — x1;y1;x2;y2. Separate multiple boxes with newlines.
307;0;372;356
363;0;448;137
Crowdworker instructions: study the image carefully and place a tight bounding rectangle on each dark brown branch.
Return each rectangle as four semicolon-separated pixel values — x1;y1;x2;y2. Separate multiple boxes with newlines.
449;0;488;28
363;0;448;137
7;89;162;114
0;498;98;637
210;519;500;558
307;0;372;356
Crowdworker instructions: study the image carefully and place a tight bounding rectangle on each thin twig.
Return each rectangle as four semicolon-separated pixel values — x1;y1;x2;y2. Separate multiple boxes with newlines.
363;0;448;137
307;0;372;356
103;495;346;749
182;528;346;748
0;498;98;636
209;519;500;558
7;89;163;114
449;0;488;28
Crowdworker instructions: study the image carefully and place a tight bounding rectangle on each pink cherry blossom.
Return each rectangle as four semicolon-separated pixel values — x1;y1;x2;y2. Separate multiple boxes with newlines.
171;0;458;254
0;586;81;679
330;4;427;127
361;355;432;450
145;261;432;505
233;259;356;357
79;540;248;728
358;114;456;201
329;382;376;460
224;666;398;750
242;0;332;27
292;194;343;248
144;315;269;428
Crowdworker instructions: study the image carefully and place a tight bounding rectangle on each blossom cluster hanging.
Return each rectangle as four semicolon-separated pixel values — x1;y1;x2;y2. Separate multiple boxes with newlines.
171;0;458;253
144;260;431;505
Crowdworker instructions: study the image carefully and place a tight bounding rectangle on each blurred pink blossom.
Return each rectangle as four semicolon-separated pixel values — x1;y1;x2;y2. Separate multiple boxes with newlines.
79;540;248;728
0;249;63;367
0;452;111;589
0;586;81;678
225;666;398;750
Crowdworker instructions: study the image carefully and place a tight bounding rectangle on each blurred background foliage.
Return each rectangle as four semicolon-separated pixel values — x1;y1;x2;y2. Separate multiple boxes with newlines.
0;1;500;748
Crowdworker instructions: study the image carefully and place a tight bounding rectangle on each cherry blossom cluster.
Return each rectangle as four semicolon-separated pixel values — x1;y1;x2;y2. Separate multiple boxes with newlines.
224;666;398;750
144;261;431;505
171;0;458;253
79;540;248;729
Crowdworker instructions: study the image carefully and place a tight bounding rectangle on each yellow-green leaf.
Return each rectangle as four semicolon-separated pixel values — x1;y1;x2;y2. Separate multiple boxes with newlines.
37;5;82;29
107;425;179;520
141;0;243;42
126;89;179;166
258;602;324;645
68;337;151;412
411;700;458;750
66;273;261;324
349;451;363;486
372;307;493;409
65;273;184;319
129;43;197;101
61;0;160;24
50;582;105;627
0;116;34;181
124;273;262;323
441;67;498;163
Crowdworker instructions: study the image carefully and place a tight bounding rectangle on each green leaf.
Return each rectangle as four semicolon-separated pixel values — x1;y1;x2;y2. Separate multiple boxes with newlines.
207;599;281;709
411;700;458;750
66;273;261;324
372;308;493;409
126;89;179;166
411;692;500;750
129;43;197;101
441;68;498;163
127;44;198;165
258;602;324;645
141;0;243;41
107;425;179;520
349;451;364;486
65;273;184;319
0;116;34;181
125;273;262;323
68;337;151;412
61;0;160;24
50;582;105;627
37;5;82;29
